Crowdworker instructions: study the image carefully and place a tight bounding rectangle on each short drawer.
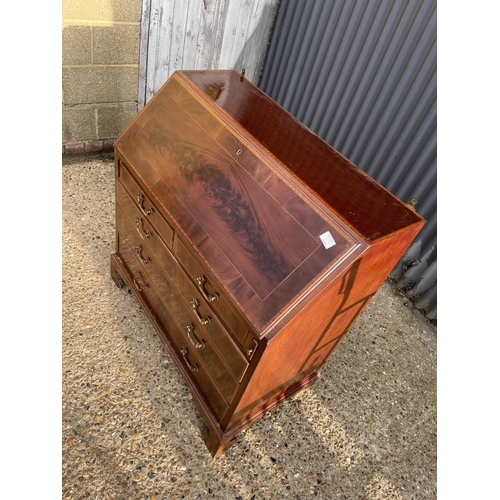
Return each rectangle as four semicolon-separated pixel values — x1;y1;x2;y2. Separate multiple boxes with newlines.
116;169;174;248
116;205;178;284
117;236;229;421
173;235;252;347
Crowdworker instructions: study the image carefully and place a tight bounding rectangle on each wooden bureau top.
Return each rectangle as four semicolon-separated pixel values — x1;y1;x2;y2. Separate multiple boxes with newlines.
115;70;424;338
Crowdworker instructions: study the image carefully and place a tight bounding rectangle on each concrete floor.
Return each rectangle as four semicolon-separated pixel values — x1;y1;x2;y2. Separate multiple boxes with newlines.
62;152;437;499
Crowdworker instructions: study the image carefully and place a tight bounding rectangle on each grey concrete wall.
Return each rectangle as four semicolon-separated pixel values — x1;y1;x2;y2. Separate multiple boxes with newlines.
62;0;142;153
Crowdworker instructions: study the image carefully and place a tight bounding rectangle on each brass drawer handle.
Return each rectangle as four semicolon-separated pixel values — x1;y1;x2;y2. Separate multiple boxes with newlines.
134;244;150;264
196;275;219;302
190;298;211;325
186;324;205;349
181;347;198;372
246;338;259;358
133;271;148;291
136;193;153;216
135;217;152;239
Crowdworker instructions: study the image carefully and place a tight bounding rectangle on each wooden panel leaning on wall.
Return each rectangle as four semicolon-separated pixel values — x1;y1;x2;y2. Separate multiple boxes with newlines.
110;69;425;457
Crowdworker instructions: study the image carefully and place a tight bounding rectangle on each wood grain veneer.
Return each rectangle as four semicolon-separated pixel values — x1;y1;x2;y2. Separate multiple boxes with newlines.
111;70;425;457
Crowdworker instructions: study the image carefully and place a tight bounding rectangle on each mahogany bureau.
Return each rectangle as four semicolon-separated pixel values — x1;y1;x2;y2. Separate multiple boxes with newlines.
110;69;425;457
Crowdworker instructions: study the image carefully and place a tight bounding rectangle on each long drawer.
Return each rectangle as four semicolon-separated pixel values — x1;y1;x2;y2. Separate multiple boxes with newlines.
117;233;229;420
117;205;241;402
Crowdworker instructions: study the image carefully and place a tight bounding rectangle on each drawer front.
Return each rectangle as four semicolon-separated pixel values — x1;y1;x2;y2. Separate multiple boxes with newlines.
117;202;249;382
117;168;175;248
116;204;177;287
117;235;229;420
117;210;240;403
173;235;251;346
164;256;249;382
153;273;239;403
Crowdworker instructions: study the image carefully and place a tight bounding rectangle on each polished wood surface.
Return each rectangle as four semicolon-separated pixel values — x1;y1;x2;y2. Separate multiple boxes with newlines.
178;70;423;243
116;73;366;337
112;70;425;457
230;221;424;425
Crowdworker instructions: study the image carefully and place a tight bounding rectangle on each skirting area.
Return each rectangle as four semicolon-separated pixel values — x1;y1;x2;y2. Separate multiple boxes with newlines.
63;140;115;156
62;153;437;499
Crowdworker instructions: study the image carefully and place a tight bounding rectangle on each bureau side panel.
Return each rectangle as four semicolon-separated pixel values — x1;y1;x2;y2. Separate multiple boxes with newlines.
229;221;425;424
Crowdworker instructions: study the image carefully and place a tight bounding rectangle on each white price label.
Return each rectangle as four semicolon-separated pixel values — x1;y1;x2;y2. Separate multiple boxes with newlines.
320;231;336;249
